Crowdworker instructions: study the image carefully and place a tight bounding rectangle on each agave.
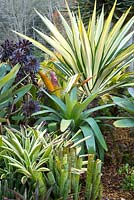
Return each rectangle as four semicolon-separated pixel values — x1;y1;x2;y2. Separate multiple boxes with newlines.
13;0;134;96
34;87;114;160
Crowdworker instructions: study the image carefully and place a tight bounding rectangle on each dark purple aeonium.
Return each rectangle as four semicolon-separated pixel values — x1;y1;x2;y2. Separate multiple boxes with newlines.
0;40;16;62
23;99;40;117
0;39;40;84
15;39;32;55
23;55;40;74
10;48;26;65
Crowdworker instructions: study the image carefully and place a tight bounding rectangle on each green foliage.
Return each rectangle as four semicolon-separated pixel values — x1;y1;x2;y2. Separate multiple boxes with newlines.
14;1;134;95
0;177;30;199
46;147;83;200
0;63;18;89
73;0;134;26
118;163;134;191
0;63;32;128
0;39;43;127
112;93;134;127
0;125;102;200
34;87;114;160
85;154;102;200
0;126;51;198
46;149;102;200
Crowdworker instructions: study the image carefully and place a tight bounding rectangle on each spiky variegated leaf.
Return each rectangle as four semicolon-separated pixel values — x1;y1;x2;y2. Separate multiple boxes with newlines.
14;1;134;95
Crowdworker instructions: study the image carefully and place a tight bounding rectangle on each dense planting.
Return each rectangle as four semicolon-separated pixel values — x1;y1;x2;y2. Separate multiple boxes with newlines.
0;1;134;199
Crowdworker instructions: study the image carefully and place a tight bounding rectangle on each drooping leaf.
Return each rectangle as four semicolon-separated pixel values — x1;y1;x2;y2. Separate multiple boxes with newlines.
14;84;32;103
80;125;96;153
85;117;108;151
114;119;134;127
112;96;134;114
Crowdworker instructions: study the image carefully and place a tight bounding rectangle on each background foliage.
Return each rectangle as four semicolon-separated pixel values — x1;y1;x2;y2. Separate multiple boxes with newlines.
0;0;65;42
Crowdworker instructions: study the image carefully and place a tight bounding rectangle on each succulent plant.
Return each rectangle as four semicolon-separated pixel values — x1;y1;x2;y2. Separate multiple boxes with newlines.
23;99;40;117
0;39;40;85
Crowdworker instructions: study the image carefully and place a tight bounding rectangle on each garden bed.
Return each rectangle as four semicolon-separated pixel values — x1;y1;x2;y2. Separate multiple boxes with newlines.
102;165;134;200
102;124;134;200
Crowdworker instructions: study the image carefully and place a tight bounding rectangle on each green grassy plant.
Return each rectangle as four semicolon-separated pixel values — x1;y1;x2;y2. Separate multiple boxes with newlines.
118;163;134;191
0;126;52;199
0;125;102;200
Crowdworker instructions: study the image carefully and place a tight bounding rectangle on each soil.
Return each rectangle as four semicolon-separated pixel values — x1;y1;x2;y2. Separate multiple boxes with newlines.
102;122;134;200
76;122;134;200
68;121;134;200
102;165;134;200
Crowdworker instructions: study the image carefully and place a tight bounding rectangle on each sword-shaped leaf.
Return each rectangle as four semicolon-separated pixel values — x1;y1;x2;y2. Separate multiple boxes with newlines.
85;117;108;151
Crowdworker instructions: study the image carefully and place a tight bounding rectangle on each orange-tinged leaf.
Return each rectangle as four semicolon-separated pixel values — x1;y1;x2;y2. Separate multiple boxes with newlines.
38;71;55;92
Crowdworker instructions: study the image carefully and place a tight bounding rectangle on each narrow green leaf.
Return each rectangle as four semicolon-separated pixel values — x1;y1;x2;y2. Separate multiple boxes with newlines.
103;7;131;62
35;158;48;170
0;64;20;90
36;167;50;172
58;10;73;46
29;142;41;160
64;74;79;94
34;9;75;56
85;117;107;151
41;88;66;112
88;0;96;50
81;103;114;119
105;44;134;69
0;136;2;146
95;6;104;45
14;84;32;103
23;150;31;167
33;28;77;71
81;92;98;109
79;19;93;89
93;0;117;82
80;125;96;153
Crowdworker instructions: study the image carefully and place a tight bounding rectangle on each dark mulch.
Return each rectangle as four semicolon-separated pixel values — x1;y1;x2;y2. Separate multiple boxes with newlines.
102;122;134;200
102;164;134;200
69;121;134;200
